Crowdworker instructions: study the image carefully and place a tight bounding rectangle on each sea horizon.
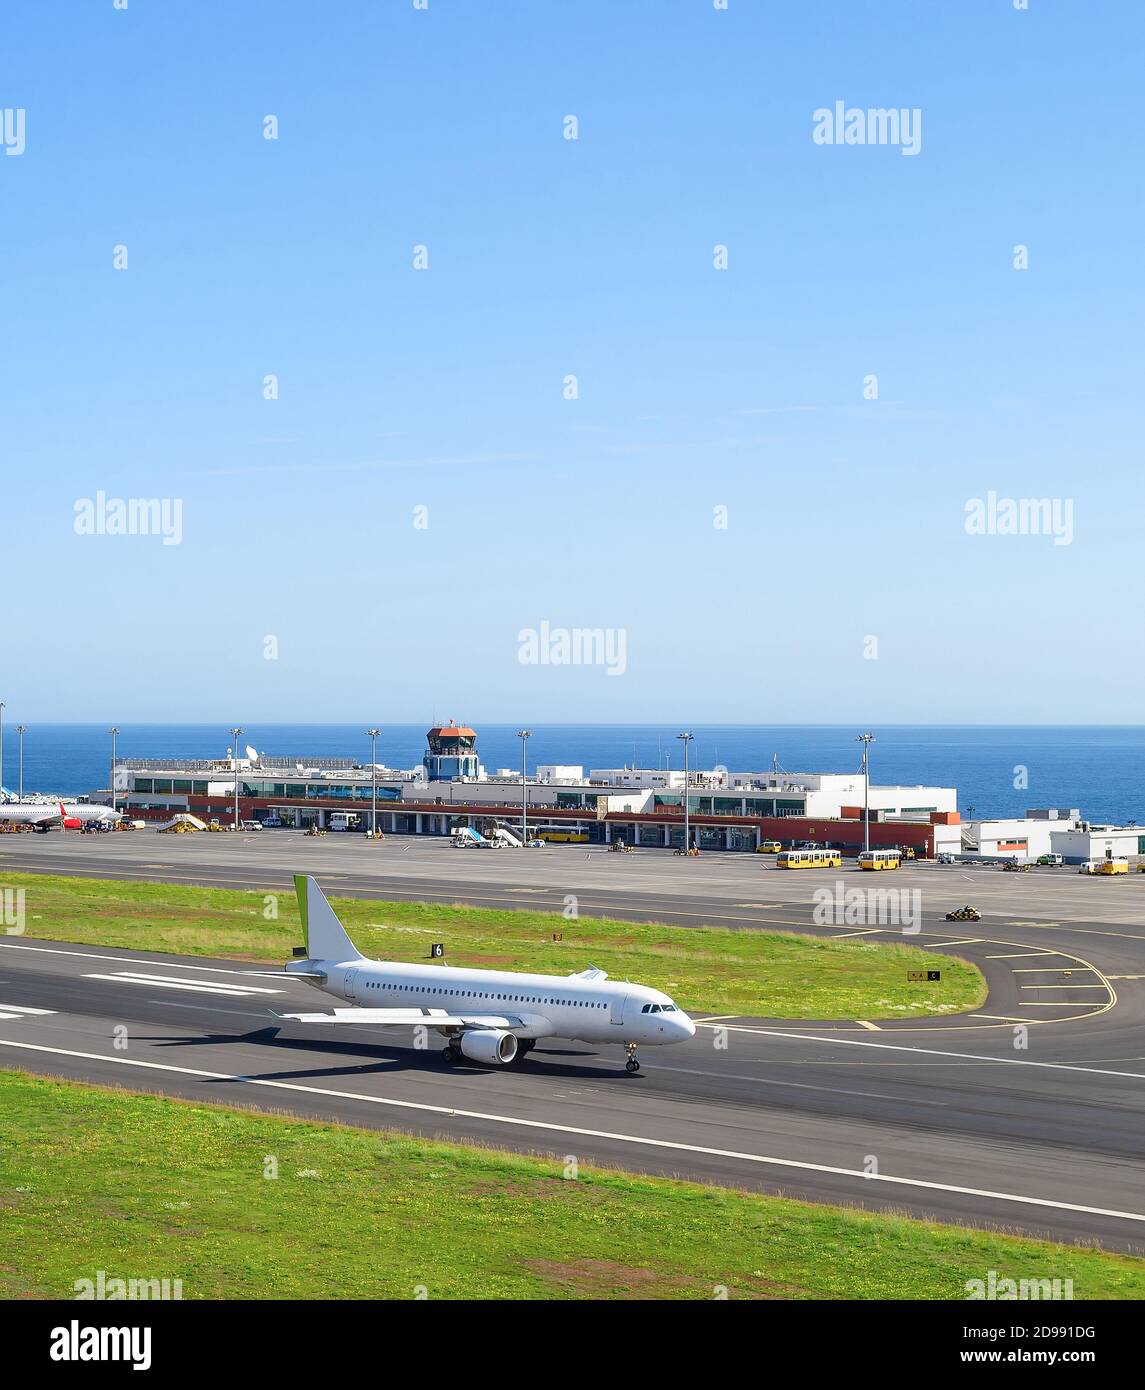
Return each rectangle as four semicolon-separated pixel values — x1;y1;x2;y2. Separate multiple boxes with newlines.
2;722;1142;825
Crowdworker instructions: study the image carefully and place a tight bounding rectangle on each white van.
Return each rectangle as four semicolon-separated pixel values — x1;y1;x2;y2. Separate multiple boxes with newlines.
241;820;263;832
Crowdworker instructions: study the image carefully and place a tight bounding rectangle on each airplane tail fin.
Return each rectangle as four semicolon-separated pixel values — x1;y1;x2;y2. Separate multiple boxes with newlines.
293;874;363;963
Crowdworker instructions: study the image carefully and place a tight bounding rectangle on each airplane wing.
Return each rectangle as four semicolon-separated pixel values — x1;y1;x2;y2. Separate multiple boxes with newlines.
277;1007;523;1029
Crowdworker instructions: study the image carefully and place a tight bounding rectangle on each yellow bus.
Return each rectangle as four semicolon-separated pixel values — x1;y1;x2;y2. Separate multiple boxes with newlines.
776;848;843;869
534;826;589;844
858;849;902;871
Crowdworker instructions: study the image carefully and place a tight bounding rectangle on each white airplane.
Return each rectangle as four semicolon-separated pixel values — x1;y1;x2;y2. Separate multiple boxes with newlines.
0;798;124;831
269;875;695;1072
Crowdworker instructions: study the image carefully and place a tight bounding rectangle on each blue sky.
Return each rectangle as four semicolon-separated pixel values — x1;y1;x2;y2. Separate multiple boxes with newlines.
2;1;1142;723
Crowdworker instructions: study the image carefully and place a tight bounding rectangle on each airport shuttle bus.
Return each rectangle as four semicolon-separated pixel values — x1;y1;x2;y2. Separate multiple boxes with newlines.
858;849;902;871
776;848;843;869
533;825;589;843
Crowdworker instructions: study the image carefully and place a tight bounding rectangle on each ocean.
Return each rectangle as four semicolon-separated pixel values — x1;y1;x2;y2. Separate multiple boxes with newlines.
1;724;1142;824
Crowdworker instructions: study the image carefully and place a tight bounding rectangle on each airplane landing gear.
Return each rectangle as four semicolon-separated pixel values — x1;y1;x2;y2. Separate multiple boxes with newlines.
442;1043;462;1064
624;1042;641;1074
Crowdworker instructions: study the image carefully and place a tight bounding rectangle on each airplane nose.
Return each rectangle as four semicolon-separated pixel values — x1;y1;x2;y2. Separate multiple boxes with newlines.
678;1013;696;1039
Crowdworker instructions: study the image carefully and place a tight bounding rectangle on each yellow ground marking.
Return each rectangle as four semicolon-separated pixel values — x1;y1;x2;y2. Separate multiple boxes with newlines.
855;1020;881;1031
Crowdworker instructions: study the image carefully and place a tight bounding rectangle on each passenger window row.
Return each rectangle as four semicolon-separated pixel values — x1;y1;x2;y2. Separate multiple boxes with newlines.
362;980;605;1008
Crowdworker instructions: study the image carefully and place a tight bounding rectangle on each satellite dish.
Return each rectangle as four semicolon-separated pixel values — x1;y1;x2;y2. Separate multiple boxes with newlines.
245;745;258;763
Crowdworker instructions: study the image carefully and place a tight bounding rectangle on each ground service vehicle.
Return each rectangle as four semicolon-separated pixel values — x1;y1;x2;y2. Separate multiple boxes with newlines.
756;840;782;854
535;826;588;843
858;849;901;871
777;848;843;869
946;905;982;921
1097;858;1129;875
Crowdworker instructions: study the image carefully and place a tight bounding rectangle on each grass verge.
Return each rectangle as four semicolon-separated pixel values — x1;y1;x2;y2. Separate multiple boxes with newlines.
2;871;985;1018
2;1069;1141;1300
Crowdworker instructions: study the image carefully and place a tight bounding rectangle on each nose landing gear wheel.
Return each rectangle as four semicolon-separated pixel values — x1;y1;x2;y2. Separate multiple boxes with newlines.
624;1042;641;1073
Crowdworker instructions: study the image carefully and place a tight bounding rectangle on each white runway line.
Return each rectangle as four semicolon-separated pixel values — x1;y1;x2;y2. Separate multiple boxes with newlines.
691;1023;1145;1081
102;971;282;994
0;1003;55;1015
82;973;265;998
1;1035;1143;1228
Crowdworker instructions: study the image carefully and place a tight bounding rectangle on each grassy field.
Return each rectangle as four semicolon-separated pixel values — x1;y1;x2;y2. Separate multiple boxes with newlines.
2;1069;1142;1300
3;871;985;1018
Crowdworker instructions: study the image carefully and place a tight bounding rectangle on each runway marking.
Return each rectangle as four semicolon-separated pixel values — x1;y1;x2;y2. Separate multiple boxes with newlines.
985;951;1058;959
0;940;289;978
1011;966;1095;973
856;1020;881;1031
83;973;264;998
1108;975;1145;981
100;971;283;995
969;1014;1035;1024
831;929;885;939
0;1003;55;1015
926;938;983;948
690;1026;1145;1080
1;1036;1143;1229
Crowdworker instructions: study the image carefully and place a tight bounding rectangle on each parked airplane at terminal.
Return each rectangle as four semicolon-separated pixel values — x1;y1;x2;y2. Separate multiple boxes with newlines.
0;798;123;831
269;875;695;1071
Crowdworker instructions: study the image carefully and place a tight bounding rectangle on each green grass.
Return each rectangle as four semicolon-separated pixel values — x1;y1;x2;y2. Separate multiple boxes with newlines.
1;1070;1141;1300
4;871;985;1018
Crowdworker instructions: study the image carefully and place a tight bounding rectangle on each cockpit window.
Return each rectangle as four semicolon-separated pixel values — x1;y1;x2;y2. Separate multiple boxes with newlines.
641;1003;651;1013
662;1004;676;1012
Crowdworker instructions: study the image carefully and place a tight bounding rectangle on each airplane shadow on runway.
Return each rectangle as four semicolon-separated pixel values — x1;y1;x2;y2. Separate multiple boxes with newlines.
125;1027;627;1085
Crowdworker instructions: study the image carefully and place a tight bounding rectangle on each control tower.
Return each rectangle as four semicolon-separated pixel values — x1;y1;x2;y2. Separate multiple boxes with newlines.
424;721;482;780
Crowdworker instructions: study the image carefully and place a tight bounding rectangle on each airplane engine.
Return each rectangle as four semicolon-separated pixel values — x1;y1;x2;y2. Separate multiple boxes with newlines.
458;1029;518;1066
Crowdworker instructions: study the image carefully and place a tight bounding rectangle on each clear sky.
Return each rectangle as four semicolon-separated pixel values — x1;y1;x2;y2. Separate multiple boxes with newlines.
2;1;1142;724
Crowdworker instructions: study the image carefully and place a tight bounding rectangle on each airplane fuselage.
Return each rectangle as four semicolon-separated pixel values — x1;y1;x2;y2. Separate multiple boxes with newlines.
290;956;695;1047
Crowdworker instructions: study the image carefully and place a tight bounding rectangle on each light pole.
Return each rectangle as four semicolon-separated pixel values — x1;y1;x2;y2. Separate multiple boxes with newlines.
677;732;694;851
366;728;380;837
0;700;5;795
517;729;531;844
16;726;26;801
109;727;119;814
230;727;242;830
856;732;875;853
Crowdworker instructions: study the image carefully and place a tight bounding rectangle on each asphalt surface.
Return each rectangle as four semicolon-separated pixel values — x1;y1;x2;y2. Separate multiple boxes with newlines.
1;831;1144;1251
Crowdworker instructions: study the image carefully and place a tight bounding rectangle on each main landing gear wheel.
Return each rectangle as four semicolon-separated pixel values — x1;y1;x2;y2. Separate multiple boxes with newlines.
442;1043;462;1064
624;1042;641;1073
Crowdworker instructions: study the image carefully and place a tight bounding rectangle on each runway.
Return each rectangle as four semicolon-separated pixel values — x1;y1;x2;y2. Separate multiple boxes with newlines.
2;832;1144;1251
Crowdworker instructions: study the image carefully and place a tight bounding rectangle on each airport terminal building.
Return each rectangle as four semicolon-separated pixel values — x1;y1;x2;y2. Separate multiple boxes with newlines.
103;724;965;857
